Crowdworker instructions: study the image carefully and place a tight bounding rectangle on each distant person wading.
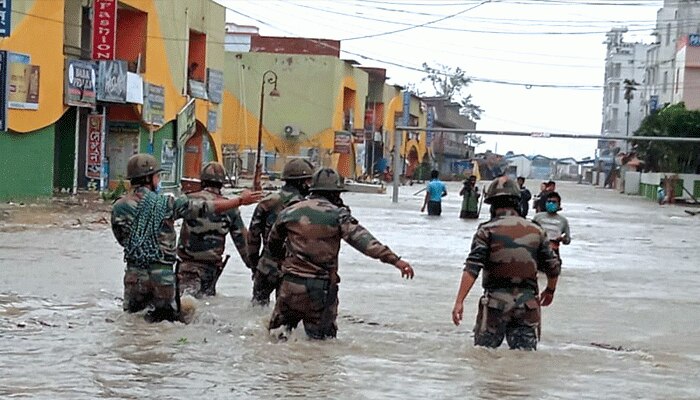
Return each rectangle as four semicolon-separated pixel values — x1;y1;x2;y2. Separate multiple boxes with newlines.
421;170;447;216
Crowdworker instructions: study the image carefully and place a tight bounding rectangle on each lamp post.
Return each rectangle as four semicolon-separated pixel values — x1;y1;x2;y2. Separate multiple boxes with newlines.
254;70;280;191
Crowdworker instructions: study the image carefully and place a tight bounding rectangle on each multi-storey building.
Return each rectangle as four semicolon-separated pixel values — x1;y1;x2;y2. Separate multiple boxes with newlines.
601;28;649;140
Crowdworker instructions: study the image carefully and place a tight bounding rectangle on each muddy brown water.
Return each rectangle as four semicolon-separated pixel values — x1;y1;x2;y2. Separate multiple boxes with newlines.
1;182;699;399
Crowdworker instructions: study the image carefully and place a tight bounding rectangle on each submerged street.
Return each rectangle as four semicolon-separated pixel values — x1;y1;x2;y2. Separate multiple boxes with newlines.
1;181;699;399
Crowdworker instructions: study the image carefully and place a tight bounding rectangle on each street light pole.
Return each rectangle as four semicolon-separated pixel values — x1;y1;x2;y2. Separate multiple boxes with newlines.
254;70;279;191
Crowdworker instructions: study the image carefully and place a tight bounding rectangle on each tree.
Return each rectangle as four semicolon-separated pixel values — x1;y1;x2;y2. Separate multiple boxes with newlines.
421;62;483;121
634;102;700;173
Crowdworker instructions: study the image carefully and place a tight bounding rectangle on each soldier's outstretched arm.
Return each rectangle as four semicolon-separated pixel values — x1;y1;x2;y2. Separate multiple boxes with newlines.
173;190;263;220
339;208;413;278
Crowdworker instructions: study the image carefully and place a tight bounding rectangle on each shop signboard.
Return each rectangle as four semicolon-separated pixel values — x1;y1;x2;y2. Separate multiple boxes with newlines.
0;0;12;37
97;60;127;103
333;131;352;154
143;83;165;126
0;51;7;131
206;68;223;104
65;59;97;107
125;72;143;104
176;98;196;144
207;109;217;133
8;62;40;110
188;79;208;100
86;114;105;180
92;0;117;60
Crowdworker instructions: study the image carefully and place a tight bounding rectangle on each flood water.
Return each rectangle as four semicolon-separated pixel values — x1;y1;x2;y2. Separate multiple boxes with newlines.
1;182;699;399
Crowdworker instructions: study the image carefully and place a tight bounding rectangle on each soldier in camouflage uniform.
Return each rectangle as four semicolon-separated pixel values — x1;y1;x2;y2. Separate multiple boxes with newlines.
267;168;415;340
177;162;251;298
247;158;315;305
451;176;560;350
111;154;262;323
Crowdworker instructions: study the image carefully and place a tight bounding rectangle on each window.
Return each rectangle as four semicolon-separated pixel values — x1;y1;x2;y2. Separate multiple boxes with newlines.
612;63;621;78
115;8;148;73
666;23;671;46
188;30;207;82
611;108;618;130
612;84;620;103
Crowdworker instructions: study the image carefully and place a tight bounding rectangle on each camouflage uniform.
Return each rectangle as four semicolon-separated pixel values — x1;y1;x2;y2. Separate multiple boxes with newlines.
267;195;401;339
177;188;250;297
247;185;305;304
111;186;213;318
465;209;560;350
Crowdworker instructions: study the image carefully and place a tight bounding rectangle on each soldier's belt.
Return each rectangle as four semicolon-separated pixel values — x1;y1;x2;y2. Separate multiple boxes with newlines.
283;273;328;285
126;262;173;271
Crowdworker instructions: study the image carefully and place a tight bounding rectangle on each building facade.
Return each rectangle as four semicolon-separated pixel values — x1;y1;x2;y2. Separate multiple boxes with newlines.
0;0;226;199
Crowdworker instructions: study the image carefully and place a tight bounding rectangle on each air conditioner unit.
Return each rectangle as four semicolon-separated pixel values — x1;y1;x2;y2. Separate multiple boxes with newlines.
284;125;301;138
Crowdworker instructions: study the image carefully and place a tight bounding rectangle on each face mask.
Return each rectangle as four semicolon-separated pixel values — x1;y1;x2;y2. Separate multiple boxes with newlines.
299;183;311;197
154;182;162;194
545;201;559;213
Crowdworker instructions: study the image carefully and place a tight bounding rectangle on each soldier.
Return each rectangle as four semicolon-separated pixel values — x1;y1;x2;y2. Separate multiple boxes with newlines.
267;168;415;340
111;154;262;323
451;176;560;350
247;158;315;306
176;162;251;298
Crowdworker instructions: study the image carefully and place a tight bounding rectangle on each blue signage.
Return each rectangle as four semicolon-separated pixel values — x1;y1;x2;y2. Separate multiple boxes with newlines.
0;0;11;37
690;34;700;47
649;95;659;112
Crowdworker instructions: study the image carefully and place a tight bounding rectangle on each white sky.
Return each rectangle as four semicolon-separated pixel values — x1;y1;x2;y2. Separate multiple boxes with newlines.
216;0;662;160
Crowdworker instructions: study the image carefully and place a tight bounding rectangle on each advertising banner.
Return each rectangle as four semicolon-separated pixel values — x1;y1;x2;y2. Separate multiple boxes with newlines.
0;0;12;37
97;60;127;103
86;114;105;179
207;68;224;104
65;59;97;107
143;83;165;126
8;63;40;110
176;99;196;144
161;139;177;183
0;51;7;131
333;131;352;154
92;0;117;60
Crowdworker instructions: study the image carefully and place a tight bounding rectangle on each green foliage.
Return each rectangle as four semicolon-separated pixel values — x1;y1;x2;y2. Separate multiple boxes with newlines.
101;179;127;201
634;103;700;173
415;63;484;121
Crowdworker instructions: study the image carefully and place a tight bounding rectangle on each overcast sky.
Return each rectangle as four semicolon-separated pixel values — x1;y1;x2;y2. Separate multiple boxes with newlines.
216;0;663;160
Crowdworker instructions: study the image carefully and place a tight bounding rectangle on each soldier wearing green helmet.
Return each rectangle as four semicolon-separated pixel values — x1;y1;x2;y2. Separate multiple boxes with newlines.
247;158;316;306
451;176;561;350
266;168;415;340
110;154;262;323
176;162;251;298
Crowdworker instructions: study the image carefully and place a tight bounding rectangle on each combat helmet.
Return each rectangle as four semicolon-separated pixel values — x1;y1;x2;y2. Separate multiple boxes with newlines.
282;158;315;180
126;153;162;179
309;168;347;192
200;161;227;184
484;176;521;204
